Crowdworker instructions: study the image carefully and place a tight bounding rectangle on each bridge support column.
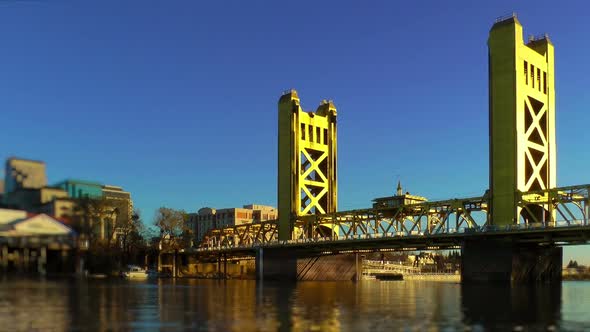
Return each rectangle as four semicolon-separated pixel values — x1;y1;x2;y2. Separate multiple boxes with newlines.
223;254;227;279
461;240;562;283
1;245;7;271
172;250;178;278
256;248;360;281
23;248;30;273
255;248;297;281
38;247;47;276
256;248;262;280
355;253;361;282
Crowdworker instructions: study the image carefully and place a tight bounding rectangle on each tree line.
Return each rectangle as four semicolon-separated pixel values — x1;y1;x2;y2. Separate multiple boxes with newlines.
68;195;192;273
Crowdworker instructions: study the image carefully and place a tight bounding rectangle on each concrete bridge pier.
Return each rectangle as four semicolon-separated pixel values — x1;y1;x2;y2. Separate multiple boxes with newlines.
461;240;562;283
255;248;361;281
255;247;297;281
38;247;47;276
1;245;7;271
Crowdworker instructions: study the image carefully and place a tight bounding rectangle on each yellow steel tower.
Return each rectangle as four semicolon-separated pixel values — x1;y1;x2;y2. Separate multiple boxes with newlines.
488;15;556;226
278;89;337;241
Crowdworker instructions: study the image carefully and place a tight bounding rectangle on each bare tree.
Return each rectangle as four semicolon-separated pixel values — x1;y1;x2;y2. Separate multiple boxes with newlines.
72;196;118;244
154;207;190;249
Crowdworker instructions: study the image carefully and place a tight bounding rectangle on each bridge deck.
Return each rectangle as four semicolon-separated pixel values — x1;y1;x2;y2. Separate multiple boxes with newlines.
187;224;590;258
188;184;590;258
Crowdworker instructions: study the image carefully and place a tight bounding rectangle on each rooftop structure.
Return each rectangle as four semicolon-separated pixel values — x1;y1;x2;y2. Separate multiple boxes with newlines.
372;182;428;209
54;179;103;199
4;157;47;194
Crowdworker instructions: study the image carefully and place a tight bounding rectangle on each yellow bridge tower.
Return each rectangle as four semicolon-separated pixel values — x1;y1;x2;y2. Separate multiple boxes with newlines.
488;14;556;226
277;90;338;241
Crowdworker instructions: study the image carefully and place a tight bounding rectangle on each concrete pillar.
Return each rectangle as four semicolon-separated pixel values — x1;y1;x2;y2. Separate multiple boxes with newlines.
23;248;31;272
76;251;85;276
217;255;221;277
1;245;8;271
38;247;47;276
13;250;20;272
355;253;360;282
23;248;30;273
223;254;228;279
256;248;297;281
172;251;177;278
256;248;264;281
462;240;562;283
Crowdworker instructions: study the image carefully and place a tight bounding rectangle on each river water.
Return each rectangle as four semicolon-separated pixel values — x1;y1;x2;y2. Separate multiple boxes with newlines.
0;278;588;331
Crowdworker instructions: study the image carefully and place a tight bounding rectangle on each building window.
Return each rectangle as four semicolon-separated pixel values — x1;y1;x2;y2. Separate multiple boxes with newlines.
316;127;321;143
537;68;541;92
308;125;313;142
323;129;328;145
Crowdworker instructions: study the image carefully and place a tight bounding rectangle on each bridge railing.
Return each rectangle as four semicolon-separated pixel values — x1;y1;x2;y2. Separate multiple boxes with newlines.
197;184;590;251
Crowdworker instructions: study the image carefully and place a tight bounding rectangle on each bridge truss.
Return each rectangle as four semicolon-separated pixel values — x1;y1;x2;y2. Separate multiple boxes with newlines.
199;184;590;251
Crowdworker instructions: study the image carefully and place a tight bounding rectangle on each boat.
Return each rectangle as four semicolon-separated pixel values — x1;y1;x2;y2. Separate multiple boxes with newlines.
122;265;149;279
373;272;404;281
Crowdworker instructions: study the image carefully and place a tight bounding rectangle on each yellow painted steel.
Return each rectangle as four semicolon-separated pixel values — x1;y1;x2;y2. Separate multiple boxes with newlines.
488;15;556;226
277;90;337;240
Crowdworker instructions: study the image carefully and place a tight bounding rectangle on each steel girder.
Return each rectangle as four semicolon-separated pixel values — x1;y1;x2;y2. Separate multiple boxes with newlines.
518;184;590;226
198;184;590;250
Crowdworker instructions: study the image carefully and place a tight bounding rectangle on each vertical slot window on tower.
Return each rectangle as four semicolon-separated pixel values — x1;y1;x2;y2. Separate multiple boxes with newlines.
301;124;306;140
316;127;321;143
524;61;528;85
543;72;547;94
530;64;535;89
308;124;313;142
323;129;328;145
537;68;541;91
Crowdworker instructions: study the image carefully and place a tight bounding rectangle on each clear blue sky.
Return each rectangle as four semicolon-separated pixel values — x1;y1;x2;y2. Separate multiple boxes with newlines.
2;1;590;263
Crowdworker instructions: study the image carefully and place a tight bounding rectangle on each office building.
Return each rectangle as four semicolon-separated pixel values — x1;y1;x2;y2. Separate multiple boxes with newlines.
188;204;277;243
4;158;47;194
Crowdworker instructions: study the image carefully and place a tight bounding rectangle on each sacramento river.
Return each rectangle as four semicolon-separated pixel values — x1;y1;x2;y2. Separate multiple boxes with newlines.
0;278;589;331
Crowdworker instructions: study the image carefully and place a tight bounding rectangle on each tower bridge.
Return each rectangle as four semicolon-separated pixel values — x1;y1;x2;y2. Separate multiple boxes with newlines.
179;15;590;283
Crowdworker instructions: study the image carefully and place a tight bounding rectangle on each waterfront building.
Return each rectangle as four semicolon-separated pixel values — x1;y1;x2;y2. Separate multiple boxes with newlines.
0;207;77;275
372;181;428;209
188;204;277;243
1;158;134;242
4;186;69;212
55;179;103;199
4;157;47;194
102;185;134;238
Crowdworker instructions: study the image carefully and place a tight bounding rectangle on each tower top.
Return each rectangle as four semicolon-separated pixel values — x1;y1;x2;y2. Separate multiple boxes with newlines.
396;181;403;196
279;89;299;103
491;12;520;30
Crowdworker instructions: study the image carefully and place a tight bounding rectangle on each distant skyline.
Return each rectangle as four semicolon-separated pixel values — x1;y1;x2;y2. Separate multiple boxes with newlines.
2;1;590;262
